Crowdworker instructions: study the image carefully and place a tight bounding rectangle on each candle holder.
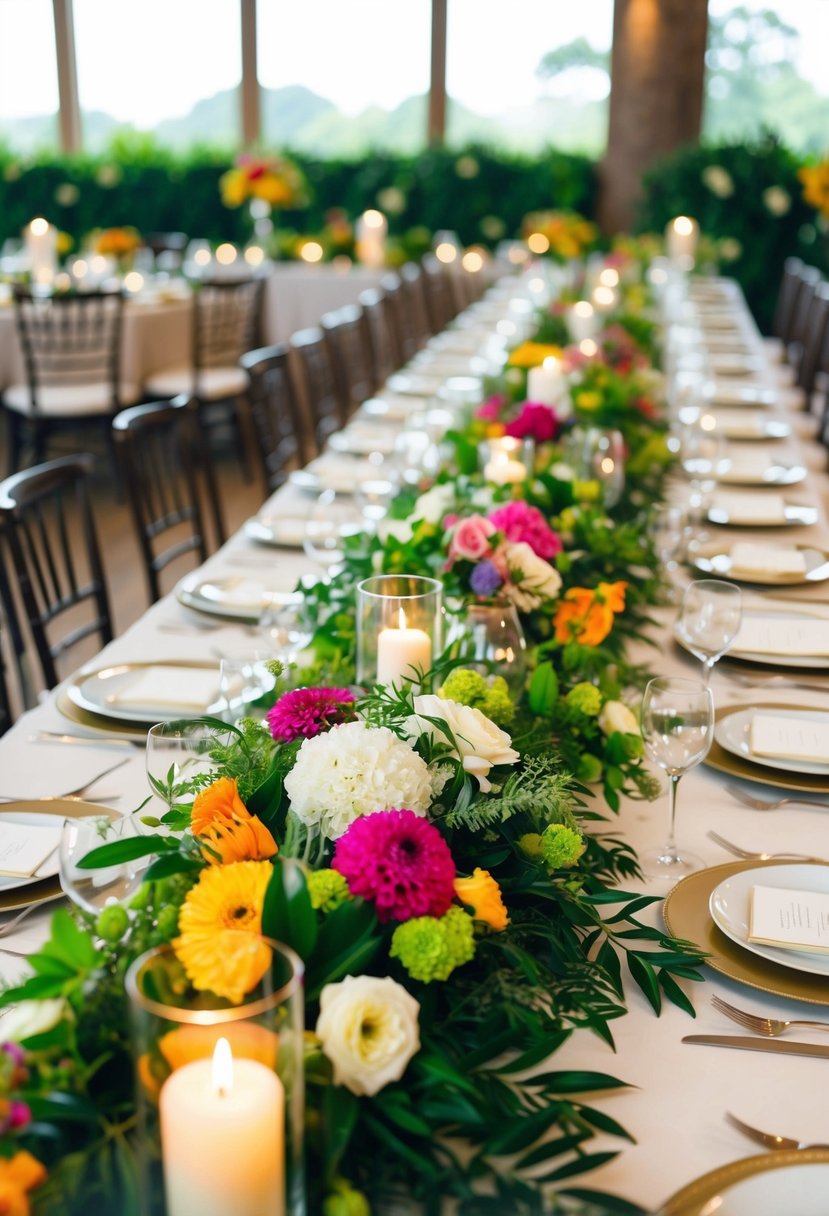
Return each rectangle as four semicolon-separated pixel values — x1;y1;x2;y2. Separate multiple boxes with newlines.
446;602;527;695
478;436;535;485
126;935;305;1216
356;574;442;689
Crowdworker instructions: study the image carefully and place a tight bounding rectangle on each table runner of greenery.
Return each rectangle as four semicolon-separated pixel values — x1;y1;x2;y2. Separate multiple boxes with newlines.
0;251;706;1216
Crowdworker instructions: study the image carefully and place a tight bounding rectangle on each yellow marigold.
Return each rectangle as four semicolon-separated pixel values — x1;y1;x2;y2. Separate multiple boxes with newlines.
174;860;273;1003
454;867;509;931
190;776;277;865
799;162;829;220
507;341;564;370
0;1151;47;1216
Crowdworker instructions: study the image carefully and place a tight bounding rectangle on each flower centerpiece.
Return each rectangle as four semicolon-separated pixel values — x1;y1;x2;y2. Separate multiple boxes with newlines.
219;152;308;211
521;209;600;262
92;226;141;271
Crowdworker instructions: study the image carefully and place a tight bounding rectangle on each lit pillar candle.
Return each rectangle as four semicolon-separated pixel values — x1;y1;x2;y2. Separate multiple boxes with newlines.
526;356;564;406
483;454;527;485
25;218;57;287
160;1037;284;1216
377;608;432;686
356;210;387;268
591;284;618;315
567;301;598;343
666;216;699;264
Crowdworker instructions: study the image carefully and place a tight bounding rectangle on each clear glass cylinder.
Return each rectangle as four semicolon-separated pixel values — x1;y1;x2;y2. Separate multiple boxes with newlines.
446;602;527;694
126;936;305;1216
356;574;443;689
478;435;535;485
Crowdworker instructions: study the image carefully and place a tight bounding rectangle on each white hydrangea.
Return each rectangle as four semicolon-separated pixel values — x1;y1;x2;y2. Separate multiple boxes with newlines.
284;721;433;840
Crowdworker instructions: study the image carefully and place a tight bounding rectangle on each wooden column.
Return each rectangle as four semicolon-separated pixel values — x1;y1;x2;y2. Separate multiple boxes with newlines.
53;0;82;154
428;0;447;146
240;0;260;147
599;0;708;233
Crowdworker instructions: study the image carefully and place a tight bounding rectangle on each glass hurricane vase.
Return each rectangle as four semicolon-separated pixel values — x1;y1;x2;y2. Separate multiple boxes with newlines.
446;601;527;695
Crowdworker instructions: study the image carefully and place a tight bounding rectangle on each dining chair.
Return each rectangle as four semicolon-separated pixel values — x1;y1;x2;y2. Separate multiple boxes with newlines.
0;618;14;736
357;287;399;387
239;344;308;493
321;304;375;419
421;254;459;334
783;264;822;371
289;326;346;455
793;280;829;404
0;454;113;694
2;286;139;475
113;396;224;605
770;256;805;351
379;271;421;367
143;275;265;479
399;263;432;350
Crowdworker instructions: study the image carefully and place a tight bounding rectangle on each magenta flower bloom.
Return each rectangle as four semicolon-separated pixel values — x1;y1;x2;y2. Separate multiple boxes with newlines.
0;1099;31;1134
475;393;507;422
505;401;560;443
332;809;456;922
267;686;356;742
488;501;563;561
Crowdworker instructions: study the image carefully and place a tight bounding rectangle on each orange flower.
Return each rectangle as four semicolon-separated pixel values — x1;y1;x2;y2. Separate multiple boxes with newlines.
799;162;829;220
191;776;277;865
0;1152;46;1216
454;868;509;931
94;226;141;257
554;581;627;647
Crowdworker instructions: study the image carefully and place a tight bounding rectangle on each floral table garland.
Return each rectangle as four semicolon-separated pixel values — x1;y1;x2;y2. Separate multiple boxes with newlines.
0;247;704;1216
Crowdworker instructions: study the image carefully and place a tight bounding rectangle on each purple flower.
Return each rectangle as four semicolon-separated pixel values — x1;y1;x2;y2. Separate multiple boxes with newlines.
266;686;356;742
332;809;456;922
469;559;504;597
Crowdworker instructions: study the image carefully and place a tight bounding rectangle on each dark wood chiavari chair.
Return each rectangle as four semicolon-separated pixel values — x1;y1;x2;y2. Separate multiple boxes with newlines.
321;304;376;419
357;287;399;388
289;326;346;456
240;344;308;491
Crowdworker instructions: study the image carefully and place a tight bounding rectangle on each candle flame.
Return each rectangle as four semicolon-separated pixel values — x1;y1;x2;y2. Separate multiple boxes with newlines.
212;1037;234;1097
574;300;594;318
363;209;385;229
542;356;560;371
673;216;695;236
397;606;408;630
30;217;49;236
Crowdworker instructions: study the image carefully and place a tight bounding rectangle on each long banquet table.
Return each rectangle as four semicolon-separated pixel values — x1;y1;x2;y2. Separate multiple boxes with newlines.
2;269;829;1213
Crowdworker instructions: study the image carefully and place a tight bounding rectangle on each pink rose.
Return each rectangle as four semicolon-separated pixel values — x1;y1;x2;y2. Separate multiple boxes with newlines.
488;501;563;561
475;394;507;422
449;515;496;562
505;402;560;443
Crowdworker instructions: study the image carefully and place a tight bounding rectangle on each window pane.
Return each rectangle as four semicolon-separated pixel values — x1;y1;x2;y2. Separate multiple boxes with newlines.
446;0;612;154
74;0;242;151
0;0;59;151
705;0;829;153
258;0;431;154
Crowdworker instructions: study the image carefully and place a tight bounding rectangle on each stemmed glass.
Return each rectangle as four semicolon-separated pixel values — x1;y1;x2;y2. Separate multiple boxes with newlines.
302;488;364;576
640;676;714;881
258;593;313;667
145;721;233;815
650;504;687;601
218;648;278;723
59;814;147;914
676;579;742;687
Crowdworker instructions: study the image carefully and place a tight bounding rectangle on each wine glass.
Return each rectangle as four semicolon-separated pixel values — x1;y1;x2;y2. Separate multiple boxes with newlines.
59;814;147;914
446;603;527;695
676;579;742;687
354;477;398;530
679;421;728;521
218;648;278;723
302;488;364;576
258;593;313;666
145;721;233;813
650;504;687;601
640;676;714;882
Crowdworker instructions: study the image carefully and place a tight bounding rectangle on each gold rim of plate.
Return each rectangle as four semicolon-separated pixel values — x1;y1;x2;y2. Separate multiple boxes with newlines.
658;1148;829;1215
176;572;295;623
689;542;829;586
663;858;829;1006
63;660;220;731
704;702;829;794
0;800;118;911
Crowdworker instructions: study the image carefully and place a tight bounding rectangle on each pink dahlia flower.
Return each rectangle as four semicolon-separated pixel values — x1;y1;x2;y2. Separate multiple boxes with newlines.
332;809;456;922
505;401;560;443
488;501;563;561
266;686;356;742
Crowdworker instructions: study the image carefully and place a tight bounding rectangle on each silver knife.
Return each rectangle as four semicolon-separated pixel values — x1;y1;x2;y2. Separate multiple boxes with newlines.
683;1034;829;1059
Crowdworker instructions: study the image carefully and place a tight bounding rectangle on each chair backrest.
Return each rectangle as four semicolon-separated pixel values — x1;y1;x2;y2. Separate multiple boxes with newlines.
240;344;307;491
113;397;221;604
0;615;13;736
772;256;804;343
399;263;432;350
289;327;345;454
357;287;398;386
321;304;375;418
785;264;822;368
421;254;458;334
193;278;264;376
12;287;125;412
380;271;421;366
795;280;829;396
0;455;113;691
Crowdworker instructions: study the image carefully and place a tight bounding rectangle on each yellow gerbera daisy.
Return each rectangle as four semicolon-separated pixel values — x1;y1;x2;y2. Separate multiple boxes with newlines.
174;860;273;1003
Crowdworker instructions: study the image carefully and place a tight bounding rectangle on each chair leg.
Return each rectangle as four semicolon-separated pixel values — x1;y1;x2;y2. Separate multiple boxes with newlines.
5;411;23;475
232;395;255;484
32;420;47;467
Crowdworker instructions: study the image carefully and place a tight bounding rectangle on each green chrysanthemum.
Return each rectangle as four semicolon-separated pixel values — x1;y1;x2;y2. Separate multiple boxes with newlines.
307;869;351;913
439;668;515;727
540;823;586;870
566;682;602;717
390;907;476;983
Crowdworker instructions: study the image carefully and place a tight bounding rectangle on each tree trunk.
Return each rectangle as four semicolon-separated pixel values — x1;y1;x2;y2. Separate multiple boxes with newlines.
599;0;708;233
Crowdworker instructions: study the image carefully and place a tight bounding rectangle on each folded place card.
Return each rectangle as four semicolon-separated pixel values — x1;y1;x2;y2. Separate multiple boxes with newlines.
0;821;63;878
108;666;220;712
709;491;788;525
728;542;807;580
749;884;829;954
733;617;829;657
749;712;829;764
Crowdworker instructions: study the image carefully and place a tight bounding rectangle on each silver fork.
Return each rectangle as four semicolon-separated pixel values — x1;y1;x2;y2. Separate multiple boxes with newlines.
0;904;39;939
707;829;820;862
725;783;829;812
0;758;127;804
726;1111;829;1151
713;994;829;1037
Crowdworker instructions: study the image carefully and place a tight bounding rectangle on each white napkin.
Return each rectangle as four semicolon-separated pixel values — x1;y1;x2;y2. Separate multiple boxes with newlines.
708;491;788;525
0;743;129;801
729;542;807;580
252;515;308;546
361;393;432;421
750;713;829;764
719;452;784;483
733;616;829;657
385;371;446;396
199;577;278;610
711;410;788;439
307;454;379;493
108;666;220;712
707;383;778;407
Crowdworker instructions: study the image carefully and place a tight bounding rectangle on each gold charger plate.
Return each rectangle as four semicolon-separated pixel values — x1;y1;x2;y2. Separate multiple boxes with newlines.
0;800;117;912
689;543;829;586
703;702;829;795
658;1149;829;1216
663;859;829;1005
65;659;220;726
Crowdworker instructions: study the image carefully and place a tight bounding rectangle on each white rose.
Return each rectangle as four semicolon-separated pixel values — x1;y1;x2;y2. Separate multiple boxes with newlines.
598;700;640;736
0;997;67;1042
502;541;563;613
411;483;454;525
378;518;414;545
407;694;519;793
550;461;576;481
315;975;420;1097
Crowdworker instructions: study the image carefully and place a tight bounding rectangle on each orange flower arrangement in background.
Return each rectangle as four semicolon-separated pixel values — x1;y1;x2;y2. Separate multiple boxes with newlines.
521;210;599;262
798;161;829;221
220;152;307;209
190;776;277;865
93;226;141;257
0;1150;47;1216
554;580;627;647
454;868;509;931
